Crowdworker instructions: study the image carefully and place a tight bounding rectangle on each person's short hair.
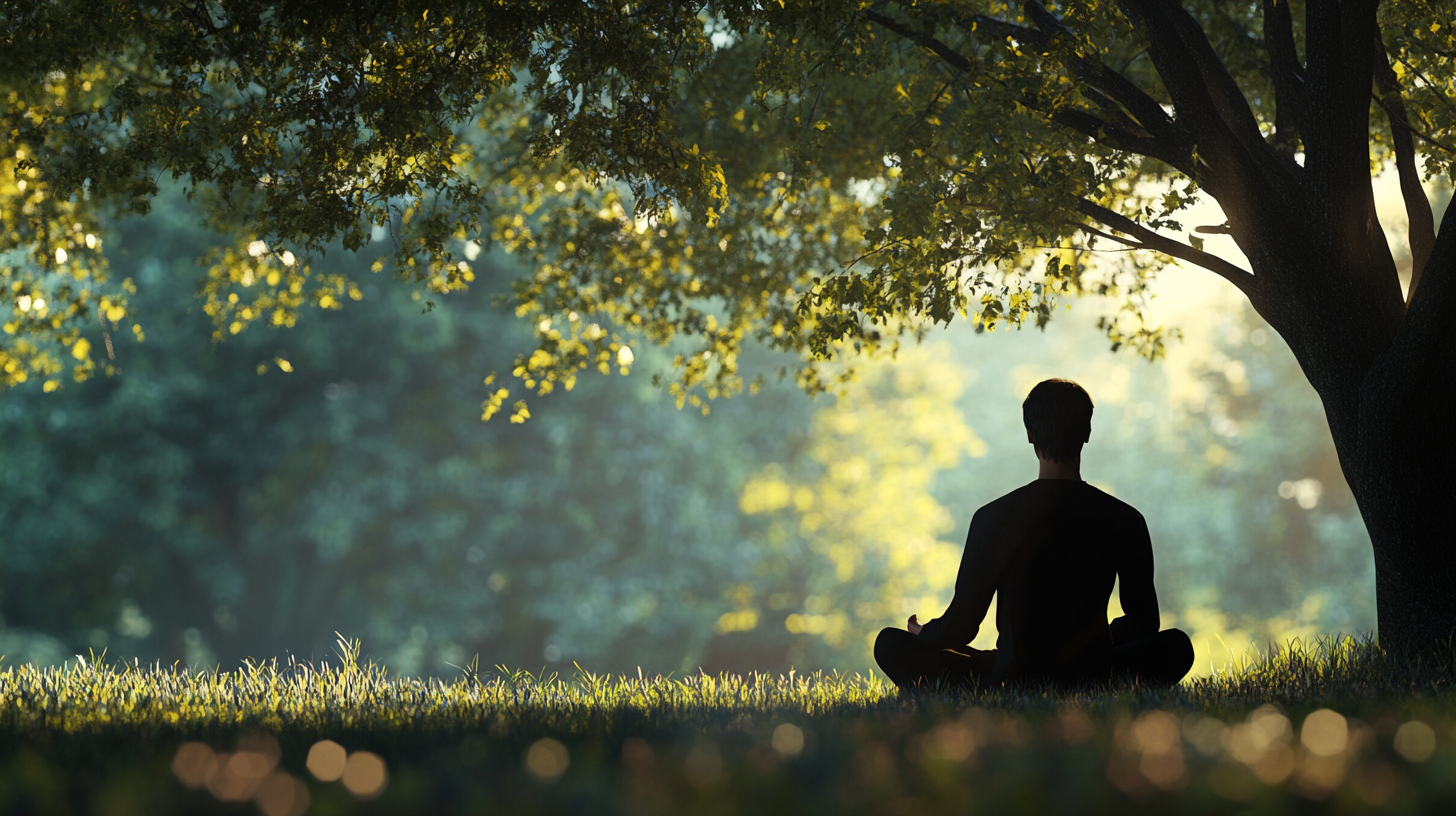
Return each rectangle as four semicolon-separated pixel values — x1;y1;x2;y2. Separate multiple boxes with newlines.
1022;379;1094;462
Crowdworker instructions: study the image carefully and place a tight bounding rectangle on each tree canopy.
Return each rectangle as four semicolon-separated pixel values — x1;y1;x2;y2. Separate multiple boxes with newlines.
6;0;1445;409
5;0;1456;644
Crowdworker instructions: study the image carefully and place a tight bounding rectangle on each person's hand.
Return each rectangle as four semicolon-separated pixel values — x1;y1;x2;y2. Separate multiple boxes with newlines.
907;614;923;636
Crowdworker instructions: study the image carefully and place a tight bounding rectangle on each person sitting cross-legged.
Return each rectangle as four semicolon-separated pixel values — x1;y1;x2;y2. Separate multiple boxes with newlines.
874;378;1194;690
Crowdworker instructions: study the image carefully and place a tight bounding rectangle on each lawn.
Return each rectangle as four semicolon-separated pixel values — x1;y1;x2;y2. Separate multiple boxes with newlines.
2;636;1453;815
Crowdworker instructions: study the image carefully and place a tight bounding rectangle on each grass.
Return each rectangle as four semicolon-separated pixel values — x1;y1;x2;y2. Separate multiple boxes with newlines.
3;635;1456;815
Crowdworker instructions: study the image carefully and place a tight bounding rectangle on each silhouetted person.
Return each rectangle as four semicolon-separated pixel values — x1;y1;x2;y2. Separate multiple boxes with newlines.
874;379;1194;690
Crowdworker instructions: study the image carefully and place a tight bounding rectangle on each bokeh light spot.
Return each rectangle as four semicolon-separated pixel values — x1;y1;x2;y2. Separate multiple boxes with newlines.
206;750;275;801
172;742;216;788
1394;721;1436;762
525;738;570;782
772;723;805;757
342;751;388;798
254;771;310;816
306;740;347;781
1300;709;1348;756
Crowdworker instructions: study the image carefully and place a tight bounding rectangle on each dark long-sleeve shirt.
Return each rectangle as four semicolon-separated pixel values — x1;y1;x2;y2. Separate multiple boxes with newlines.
916;479;1160;684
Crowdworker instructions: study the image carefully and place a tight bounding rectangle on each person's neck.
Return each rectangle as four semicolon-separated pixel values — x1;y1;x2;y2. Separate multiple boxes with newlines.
1037;457;1082;481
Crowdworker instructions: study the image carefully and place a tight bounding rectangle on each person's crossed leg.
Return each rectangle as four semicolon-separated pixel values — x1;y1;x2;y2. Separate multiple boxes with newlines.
873;627;995;690
1110;628;1196;687
874;626;1193;690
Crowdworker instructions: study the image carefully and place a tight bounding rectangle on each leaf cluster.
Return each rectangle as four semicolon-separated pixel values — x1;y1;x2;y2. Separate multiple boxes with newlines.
2;0;1452;412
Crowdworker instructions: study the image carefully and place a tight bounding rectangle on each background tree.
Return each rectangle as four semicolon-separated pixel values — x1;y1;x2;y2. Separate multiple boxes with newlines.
0;188;816;673
3;1;1453;646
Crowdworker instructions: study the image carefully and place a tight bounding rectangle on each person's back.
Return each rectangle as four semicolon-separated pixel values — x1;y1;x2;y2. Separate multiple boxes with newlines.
989;481;1148;683
873;378;1192;690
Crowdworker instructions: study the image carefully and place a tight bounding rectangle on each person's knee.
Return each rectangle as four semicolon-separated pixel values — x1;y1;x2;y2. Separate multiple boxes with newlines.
1160;627;1195;679
873;627;912;668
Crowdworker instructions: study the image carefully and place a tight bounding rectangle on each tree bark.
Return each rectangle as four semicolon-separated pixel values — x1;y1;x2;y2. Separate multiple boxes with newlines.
1223;183;1456;654
1349;199;1456;652
1235;180;1456;654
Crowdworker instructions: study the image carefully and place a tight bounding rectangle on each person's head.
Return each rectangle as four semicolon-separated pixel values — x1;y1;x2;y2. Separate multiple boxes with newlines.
1022;379;1094;463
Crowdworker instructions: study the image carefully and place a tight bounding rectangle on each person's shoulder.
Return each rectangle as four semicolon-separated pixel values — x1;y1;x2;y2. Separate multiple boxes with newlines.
970;482;1041;519
1078;482;1147;522
994;481;1046;506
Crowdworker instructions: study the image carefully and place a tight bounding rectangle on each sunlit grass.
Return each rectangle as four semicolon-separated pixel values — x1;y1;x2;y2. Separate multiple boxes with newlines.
2;634;1455;814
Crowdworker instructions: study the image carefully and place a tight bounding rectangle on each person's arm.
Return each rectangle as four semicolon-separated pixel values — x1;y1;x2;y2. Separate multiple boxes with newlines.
915;508;1003;649
1110;510;1160;645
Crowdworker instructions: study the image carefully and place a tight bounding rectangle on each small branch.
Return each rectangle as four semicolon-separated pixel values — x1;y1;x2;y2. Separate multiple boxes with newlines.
842;237;916;273
1065;220;1141;247
1406;39;1456;59
1370;92;1456;156
797;82;828;145
959;14;1047;48
1073;198;1259;296
863;10;974;73
1052;109;1139;142
1373;39;1436;306
1395;55;1456;118
1028;241;1136;253
1080;88;1153;138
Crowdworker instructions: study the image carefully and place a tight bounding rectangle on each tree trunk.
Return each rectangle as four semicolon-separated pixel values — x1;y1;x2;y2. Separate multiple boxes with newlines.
1221;170;1456;655
1355;372;1456;652
1236;183;1455;655
1346;200;1456;653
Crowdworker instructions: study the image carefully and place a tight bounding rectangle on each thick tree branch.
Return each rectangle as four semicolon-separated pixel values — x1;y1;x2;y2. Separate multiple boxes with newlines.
1052;109;1141;143
1394;189;1456;371
1303;0;1381;198
1050;110;1188;168
959;14;1047;48
989;1;1182;143
1262;0;1308;153
1074;198;1259;297
1114;0;1274;177
1373;40;1436;305
1079;61;1181;144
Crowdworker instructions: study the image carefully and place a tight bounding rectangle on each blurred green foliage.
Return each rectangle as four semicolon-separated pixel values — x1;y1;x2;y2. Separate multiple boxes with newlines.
0;191;1378;679
0;189;815;675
